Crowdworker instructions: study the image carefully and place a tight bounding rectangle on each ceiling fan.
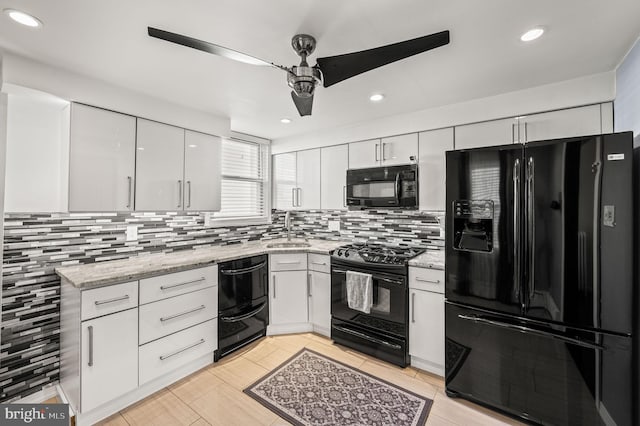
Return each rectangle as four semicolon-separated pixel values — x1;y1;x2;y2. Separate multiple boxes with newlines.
148;27;450;117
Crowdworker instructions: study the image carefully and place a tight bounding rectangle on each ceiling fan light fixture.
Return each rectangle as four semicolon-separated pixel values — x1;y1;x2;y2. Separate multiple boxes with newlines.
520;27;545;42
280;118;292;124
4;9;42;27
369;93;385;102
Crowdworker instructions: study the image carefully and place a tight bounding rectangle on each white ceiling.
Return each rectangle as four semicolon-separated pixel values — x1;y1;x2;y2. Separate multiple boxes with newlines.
0;0;639;141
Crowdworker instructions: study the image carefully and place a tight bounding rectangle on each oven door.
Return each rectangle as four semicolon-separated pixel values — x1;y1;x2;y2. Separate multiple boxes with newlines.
331;264;407;337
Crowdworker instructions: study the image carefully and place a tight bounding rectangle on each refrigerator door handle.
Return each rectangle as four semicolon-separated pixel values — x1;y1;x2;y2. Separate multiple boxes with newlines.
457;314;605;350
527;157;536;304
513;159;521;306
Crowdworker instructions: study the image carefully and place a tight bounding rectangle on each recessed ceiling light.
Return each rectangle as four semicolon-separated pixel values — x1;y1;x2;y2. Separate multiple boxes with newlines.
280;118;291;124
4;9;43;28
520;27;544;42
369;93;385;102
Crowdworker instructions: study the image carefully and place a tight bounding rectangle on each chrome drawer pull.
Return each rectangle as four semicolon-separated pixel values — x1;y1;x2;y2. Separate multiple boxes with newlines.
160;305;206;322
311;261;327;266
276;260;301;265
160;277;205;290
415;277;441;284
94;295;130;306
159;339;205;361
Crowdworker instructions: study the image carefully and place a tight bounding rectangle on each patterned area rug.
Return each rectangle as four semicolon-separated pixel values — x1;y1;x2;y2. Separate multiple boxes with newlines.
244;349;433;425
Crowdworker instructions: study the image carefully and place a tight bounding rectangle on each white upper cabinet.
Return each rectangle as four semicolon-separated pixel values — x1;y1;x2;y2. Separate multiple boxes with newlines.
320;144;349;210
455;117;518;149
519;104;602;143
135;119;185;211
380;133;418;166
295;149;321;210
184;130;221;211
348;139;380;169
69;104;136;212
272;152;297;210
418;128;453;211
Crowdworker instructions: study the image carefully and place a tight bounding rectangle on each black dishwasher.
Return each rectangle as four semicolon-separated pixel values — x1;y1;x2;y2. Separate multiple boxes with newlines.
215;254;269;361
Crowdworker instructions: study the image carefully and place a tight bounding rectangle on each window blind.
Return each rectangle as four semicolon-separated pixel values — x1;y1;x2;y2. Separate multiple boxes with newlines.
214;138;268;219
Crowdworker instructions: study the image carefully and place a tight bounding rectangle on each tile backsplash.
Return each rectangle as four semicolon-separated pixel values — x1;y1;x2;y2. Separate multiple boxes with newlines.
1;208;443;402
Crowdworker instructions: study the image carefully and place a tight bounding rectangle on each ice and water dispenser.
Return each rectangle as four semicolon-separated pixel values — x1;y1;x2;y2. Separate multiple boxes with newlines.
452;200;494;252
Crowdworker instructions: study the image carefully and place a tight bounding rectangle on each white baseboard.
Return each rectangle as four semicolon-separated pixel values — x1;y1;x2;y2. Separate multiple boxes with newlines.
312;325;330;338
410;356;444;377
267;323;313;335
7;384;59;404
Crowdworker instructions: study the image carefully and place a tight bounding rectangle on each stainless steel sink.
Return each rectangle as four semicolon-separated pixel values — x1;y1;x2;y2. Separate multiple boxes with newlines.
266;241;311;248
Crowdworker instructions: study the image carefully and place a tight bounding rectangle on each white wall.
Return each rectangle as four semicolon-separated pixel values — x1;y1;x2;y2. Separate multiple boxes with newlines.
614;37;640;142
4;89;69;212
272;71;616;153
1;52;231;138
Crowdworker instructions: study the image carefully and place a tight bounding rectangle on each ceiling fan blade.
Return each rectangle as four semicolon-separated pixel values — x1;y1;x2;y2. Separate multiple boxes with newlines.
316;30;450;88
148;27;275;67
291;91;314;116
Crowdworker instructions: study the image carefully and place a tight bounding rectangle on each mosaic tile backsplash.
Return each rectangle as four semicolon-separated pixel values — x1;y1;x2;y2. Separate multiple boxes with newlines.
1;209;443;402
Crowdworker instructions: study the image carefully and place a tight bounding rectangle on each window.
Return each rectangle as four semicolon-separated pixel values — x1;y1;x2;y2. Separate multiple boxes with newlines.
213;138;269;222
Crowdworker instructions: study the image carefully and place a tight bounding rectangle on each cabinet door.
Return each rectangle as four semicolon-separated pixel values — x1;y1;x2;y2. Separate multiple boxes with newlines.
381;133;418;166
409;290;444;372
418;128;453;211
309;271;331;336
521;104;602;143
81;308;138;412
69;104;136;212
135;119;185;211
270;270;308;325
184;130;221;211
348;139;380;169
295;148;321;210
272;152;297;210
455;117;518;149
320;144;348;210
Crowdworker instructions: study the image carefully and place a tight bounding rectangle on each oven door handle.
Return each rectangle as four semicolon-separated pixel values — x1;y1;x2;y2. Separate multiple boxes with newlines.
332;268;404;285
220;302;267;323
333;325;402;350
220;261;267;276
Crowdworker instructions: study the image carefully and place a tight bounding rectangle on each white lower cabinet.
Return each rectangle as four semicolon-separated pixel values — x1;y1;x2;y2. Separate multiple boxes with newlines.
409;267;445;376
81;308;138;412
309;270;331;337
270;270;309;325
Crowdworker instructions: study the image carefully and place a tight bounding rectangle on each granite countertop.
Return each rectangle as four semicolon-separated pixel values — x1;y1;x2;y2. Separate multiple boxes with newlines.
56;238;346;289
408;249;445;270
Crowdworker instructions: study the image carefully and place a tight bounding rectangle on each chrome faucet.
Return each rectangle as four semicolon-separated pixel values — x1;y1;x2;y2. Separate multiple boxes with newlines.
285;211;292;241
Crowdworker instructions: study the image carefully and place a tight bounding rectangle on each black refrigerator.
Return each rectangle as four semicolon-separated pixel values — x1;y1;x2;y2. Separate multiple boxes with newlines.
445;131;637;426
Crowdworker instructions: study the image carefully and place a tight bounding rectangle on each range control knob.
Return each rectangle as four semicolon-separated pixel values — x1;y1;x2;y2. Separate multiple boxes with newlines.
344;251;350;258
336;250;343;257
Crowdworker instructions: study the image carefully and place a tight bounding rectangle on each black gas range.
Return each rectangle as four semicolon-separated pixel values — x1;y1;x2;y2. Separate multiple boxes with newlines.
330;242;425;367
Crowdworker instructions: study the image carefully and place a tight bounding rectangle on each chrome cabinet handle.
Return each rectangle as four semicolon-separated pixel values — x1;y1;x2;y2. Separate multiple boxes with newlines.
160;277;205;290
513;158;521;305
291;188;296;207
296;188;302;207
375;143;379;162
511;123;517;143
187;181;192;208
382;142;387;161
160;305;206;322
159;339;205;361
272;275;276;298
277;260;301;265
307;273;312;297
87;325;94;367
177;180;182;208
524;122;528;142
127;176;132;208
411;293;415;323
94;295;130;306
343;186;347;207
311;261;327;266
415;277;440;284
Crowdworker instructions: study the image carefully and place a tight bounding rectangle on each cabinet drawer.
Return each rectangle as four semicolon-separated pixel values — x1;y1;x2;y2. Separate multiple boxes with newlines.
307;254;330;273
81;281;139;321
139;265;217;305
409;267;444;293
270;253;307;271
139;286;217;345
139;319;217;385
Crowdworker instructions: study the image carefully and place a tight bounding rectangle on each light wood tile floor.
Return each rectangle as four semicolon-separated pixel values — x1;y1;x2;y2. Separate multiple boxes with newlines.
91;333;524;426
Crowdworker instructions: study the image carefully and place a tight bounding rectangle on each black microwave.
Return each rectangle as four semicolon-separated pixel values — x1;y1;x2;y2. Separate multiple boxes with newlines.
346;164;418;209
